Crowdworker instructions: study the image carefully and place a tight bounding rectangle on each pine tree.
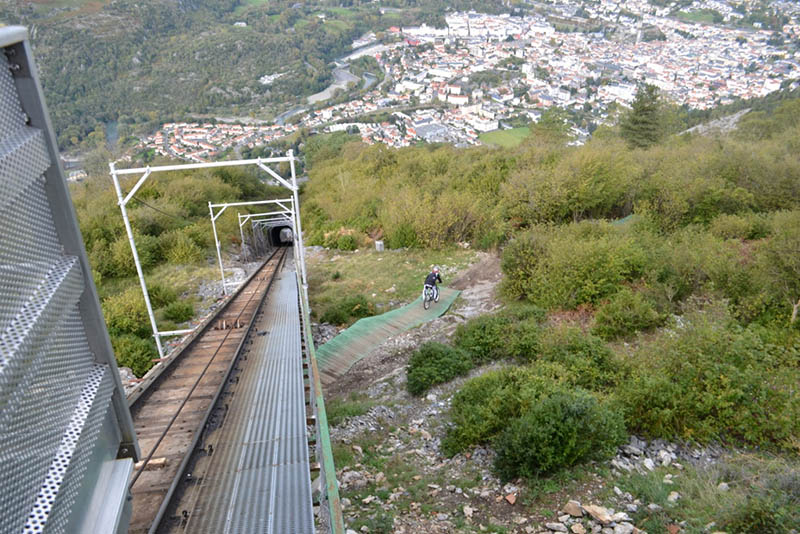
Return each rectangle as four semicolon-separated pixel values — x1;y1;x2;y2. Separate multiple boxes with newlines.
621;84;662;149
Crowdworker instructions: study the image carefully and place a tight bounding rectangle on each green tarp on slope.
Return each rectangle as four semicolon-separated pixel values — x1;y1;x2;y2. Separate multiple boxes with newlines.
316;287;460;384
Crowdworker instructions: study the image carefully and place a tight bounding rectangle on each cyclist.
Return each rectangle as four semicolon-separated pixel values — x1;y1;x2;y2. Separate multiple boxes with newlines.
423;266;442;302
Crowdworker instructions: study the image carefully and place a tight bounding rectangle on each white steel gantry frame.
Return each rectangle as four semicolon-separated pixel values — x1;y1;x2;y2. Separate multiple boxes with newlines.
210;197;306;292
237;208;294;262
109;152;307;359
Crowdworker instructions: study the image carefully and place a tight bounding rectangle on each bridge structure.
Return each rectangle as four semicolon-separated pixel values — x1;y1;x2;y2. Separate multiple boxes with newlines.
0;25;344;534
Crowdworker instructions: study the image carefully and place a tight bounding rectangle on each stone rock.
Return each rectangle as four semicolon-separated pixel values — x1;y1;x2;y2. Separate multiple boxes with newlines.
643;458;655;471
514;516;528;524
613;487;623;497
546;523;568;533
658;450;673;466
420;429;432;440
463;505;474;518
341;470;367;490
583;505;612;525
505;493;517;505
436;513;449;521
563;500;583;517
352;445;363;456
667;491;680;503
361;495;376;504
571;525;587;534
614;523;634;534
667;525;680;534
648;503;663;512
346;530;358;534
625;504;638;513
558;514;571;523
611;512;631;522
717;482;729;492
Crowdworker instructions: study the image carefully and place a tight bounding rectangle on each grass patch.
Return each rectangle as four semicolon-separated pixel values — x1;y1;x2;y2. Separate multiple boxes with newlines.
479;127;531;148
614;453;800;534
306;247;475;323
326;394;376;427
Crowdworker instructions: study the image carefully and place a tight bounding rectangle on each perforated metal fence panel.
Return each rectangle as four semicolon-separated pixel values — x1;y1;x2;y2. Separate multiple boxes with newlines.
0;26;138;534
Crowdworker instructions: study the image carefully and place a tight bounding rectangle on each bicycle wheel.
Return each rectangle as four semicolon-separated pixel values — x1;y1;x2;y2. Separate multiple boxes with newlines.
423;293;431;310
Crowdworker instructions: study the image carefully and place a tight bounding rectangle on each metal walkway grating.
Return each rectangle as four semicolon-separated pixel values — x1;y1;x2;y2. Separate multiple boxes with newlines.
184;256;315;534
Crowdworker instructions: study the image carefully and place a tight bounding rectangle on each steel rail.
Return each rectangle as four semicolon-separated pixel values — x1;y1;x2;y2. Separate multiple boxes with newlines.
129;249;286;490
145;250;288;534
127;252;274;408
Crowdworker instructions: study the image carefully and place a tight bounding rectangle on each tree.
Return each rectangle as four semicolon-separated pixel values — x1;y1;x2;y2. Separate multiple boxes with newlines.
620;84;662;149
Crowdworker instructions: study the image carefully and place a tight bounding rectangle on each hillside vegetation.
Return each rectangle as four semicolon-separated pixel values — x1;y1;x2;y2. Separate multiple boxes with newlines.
309;95;800;511
2;0;510;150
70;166;285;375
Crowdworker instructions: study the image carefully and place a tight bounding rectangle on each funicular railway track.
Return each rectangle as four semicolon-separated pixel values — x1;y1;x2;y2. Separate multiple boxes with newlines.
127;248;287;534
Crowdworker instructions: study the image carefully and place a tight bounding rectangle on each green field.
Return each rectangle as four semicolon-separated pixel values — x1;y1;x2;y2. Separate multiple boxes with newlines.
479;127;531;148
676;10;720;24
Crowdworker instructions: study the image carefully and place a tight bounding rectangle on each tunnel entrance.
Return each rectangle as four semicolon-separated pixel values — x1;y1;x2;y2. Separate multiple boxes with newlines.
269;225;293;247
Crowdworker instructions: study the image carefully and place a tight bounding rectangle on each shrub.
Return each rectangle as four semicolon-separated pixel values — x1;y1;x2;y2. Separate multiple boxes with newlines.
386;222;418;249
722;495;792;534
501;223;647;309
593;288;663;340
319;294;374;325
453;314;512;364
493;390;626;480
148;284;177;308
443;364;569;455
539;326;624;390
336;234;358;251
618;311;800;448
161;229;205;264
406;342;473;396
112;334;156;377
110;232;161;276
710;213;772;240
505;319;542;362
162;300;194;323
102;287;151;337
454;305;545;364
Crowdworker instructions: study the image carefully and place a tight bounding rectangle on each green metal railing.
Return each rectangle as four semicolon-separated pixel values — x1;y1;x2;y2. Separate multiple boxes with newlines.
297;272;345;534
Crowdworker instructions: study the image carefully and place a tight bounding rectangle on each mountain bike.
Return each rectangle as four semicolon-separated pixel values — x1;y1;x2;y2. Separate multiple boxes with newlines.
422;284;439;309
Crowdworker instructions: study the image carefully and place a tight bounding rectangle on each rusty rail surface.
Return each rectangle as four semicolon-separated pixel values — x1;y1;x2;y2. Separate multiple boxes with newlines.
127;248;286;534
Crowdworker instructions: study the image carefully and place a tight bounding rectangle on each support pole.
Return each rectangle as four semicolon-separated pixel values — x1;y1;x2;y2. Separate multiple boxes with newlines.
238;212;248;263
209;202;227;295
288;150;308;290
110;162;165;358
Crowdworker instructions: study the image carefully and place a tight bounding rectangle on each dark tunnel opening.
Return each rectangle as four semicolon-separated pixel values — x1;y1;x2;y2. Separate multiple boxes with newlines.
269;225;294;247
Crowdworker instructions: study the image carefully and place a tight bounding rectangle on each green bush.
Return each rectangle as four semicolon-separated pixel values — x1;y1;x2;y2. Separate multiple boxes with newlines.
505;319;542;362
161;229;205;264
443;364;569;455
406;342;473;396
454;305;545;364
102;287;151;337
501;223;647;309
539;326;624;391
112;334;156;377
336;234;358;251
493;390;626;480
722;495;793;534
709;213;772;240
110;232;161;276
453;314;512;364
593;288;663;340
319;294;374;325
386;222;419;249
162;300;194;323
618;311;800;448
148;284;177;308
